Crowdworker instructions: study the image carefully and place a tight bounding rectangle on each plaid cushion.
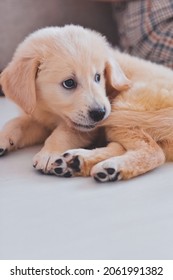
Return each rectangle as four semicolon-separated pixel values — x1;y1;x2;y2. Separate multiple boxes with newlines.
112;0;173;68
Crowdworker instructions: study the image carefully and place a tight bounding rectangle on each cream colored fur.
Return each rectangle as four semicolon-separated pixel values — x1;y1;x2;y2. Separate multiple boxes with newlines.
1;25;173;182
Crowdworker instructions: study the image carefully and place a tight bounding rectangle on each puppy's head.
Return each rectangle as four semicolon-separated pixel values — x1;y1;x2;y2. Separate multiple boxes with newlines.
0;25;130;131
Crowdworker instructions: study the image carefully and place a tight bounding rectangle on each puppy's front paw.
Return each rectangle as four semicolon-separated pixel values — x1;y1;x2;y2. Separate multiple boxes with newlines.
91;158;122;183
52;149;91;177
33;151;66;174
52;154;75;178
33;148;94;177
61;152;84;176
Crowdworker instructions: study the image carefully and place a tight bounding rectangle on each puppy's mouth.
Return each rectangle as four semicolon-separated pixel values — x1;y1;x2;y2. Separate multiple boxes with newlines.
72;121;96;131
65;117;96;131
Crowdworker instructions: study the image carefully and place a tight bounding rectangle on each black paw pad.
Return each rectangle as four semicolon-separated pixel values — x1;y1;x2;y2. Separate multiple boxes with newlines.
0;148;7;156
63;171;72;178
106;168;115;175
112;171;120;181
54;167;63;174
63;153;70;158
94;176;102;182
97;172;107;179
38;169;45;174
69;156;80;172
55;158;63;165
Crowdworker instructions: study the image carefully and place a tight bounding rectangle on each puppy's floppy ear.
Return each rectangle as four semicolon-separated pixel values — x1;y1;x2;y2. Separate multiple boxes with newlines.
1;57;39;114
104;59;131;98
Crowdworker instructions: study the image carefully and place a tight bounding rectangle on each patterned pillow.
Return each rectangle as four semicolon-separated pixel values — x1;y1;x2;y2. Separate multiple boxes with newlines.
112;0;173;69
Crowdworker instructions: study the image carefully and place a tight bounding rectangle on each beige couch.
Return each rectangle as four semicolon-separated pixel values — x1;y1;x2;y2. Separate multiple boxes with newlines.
0;0;118;70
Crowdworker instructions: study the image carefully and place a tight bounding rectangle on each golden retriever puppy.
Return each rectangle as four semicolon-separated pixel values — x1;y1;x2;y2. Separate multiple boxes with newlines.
0;25;129;178
2;25;173;183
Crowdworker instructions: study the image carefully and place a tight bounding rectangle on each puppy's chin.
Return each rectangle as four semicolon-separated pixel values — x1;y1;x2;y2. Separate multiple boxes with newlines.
64;117;97;132
72;122;97;132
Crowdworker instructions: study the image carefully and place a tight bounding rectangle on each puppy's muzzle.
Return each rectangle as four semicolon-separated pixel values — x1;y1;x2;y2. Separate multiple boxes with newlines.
89;107;106;122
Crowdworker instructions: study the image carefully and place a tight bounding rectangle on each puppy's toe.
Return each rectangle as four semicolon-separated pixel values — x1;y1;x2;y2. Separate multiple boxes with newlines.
91;160;122;183
52;154;81;177
53;157;69;176
0;148;7;157
0;133;14;156
63;154;82;173
33;152;64;174
68;156;81;172
62;150;87;176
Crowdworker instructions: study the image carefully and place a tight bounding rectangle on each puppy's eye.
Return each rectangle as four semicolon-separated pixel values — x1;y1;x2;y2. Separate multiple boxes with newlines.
95;73;101;83
62;79;77;89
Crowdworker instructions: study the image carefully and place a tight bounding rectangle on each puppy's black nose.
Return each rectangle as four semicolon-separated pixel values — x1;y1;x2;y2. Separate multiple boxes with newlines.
89;107;106;122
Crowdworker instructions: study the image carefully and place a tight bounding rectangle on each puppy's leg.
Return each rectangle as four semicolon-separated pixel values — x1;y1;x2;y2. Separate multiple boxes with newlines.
91;128;166;182
33;124;96;175
53;142;125;177
0;116;49;156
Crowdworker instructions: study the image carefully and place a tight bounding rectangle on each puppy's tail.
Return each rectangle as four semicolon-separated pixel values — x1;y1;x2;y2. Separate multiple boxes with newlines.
102;107;173;140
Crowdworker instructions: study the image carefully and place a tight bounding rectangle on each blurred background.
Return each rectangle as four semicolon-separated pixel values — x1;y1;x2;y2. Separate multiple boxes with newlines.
1;1;173;75
0;0;118;71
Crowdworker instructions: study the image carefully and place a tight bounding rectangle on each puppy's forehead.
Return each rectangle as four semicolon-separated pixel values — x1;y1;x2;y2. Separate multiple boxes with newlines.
60;26;107;55
30;26;109;75
51;27;108;70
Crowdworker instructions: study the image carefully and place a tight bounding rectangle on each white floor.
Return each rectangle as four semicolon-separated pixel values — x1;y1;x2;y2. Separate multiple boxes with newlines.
0;97;173;260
